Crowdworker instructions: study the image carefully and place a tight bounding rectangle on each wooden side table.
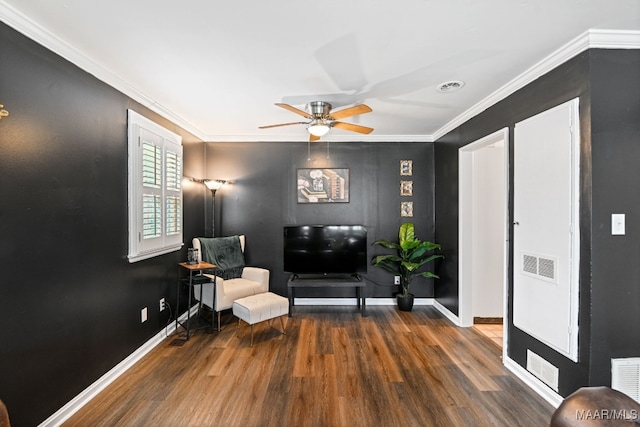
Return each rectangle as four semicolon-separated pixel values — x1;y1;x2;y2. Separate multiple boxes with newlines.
176;262;216;340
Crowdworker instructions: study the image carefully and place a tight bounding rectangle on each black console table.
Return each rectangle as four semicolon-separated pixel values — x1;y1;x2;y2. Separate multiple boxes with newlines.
287;274;367;317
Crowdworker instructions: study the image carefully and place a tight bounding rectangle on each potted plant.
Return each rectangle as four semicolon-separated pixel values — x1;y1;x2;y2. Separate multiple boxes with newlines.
372;222;443;311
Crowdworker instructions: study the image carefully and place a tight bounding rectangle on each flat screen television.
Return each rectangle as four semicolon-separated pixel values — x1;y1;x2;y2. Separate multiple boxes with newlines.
283;225;367;276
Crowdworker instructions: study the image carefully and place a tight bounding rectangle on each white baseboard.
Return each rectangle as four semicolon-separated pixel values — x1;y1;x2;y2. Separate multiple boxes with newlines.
292;297;434;306
433;300;462;326
503;355;564;408
39;305;198;427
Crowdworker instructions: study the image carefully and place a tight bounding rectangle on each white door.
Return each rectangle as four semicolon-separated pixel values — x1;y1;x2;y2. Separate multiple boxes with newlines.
513;98;580;361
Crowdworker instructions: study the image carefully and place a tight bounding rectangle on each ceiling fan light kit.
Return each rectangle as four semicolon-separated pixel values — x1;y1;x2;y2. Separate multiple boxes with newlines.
307;119;330;137
259;100;373;141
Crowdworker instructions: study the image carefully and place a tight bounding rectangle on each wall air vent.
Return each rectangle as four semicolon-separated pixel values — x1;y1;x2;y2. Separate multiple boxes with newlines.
521;252;558;283
612;358;640;403
523;254;538;274
527;350;559;391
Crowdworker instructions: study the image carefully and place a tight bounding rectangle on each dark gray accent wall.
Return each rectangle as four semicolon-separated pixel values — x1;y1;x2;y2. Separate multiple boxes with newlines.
435;49;640;397
589;49;640;385
202;141;437;299
0;22;205;426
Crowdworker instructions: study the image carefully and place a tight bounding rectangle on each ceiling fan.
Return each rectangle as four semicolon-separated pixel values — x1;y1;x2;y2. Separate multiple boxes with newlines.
259;101;373;141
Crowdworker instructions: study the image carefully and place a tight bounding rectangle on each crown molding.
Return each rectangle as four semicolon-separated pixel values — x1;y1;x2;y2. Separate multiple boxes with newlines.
0;1;207;140
2;3;637;144
432;29;640;141
1;2;429;143
205;133;435;143
588;28;640;48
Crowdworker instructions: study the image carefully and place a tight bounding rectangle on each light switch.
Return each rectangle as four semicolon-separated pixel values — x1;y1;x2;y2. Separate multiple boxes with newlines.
612;214;625;235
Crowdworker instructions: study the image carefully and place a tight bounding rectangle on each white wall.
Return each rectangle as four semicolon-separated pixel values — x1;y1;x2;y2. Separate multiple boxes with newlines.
471;144;505;318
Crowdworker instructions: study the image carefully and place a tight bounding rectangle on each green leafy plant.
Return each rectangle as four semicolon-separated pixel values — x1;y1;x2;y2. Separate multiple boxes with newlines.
372;222;443;297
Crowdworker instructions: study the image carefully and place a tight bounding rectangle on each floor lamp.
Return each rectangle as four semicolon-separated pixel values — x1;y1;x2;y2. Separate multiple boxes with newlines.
193;178;227;237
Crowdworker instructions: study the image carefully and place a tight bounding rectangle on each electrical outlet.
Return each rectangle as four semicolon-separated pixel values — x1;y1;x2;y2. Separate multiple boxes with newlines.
141;307;147;323
394;275;401;285
159;298;166;311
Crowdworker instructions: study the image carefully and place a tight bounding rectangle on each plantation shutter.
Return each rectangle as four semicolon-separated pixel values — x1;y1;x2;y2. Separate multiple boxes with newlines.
141;139;163;241
128;110;183;262
165;147;183;241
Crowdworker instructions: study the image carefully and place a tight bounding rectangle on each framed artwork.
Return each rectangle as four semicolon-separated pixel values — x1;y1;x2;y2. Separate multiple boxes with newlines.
400;160;413;176
401;201;413;217
400;180;413;196
297;168;349;203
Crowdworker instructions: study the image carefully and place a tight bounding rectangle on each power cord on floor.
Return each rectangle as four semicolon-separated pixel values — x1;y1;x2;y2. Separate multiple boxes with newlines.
358;274;398;289
163;300;174;338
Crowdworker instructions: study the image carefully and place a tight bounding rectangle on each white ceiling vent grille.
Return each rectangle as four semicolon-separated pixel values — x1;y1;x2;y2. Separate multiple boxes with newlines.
437;80;465;93
527;350;559;391
612;358;640;402
521;252;558;283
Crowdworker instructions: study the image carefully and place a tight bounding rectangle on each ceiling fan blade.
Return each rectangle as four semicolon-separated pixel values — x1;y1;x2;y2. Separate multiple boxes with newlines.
309;134;321;142
259;121;307;129
329;104;372;120
275;103;312;119
332;121;374;134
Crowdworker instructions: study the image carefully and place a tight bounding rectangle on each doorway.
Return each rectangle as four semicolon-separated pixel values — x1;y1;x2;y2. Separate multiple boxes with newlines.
459;128;509;357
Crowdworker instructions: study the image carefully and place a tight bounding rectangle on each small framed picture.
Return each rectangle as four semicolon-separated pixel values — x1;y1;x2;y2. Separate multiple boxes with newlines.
400;160;412;176
401;201;413;217
400;180;413;196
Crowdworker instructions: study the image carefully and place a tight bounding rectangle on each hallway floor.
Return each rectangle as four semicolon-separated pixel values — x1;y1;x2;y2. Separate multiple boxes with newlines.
473;323;504;349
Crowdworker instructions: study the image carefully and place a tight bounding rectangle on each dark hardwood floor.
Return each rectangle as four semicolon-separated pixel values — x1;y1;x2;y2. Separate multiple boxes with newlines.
63;306;554;426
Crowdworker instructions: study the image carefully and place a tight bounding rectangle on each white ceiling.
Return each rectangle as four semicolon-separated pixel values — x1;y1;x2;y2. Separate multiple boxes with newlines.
1;0;639;142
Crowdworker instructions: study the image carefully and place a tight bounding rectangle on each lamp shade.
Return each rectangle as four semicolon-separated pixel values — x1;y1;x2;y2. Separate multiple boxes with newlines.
204;179;226;190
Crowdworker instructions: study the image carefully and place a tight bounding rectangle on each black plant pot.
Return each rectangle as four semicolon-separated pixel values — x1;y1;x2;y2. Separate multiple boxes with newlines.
397;293;415;312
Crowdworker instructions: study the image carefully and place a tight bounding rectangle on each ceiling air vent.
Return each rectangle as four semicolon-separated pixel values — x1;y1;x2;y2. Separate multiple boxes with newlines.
437;80;465;93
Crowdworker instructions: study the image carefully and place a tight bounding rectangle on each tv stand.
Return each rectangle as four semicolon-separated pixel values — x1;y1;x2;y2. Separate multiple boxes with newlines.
287;274;367;317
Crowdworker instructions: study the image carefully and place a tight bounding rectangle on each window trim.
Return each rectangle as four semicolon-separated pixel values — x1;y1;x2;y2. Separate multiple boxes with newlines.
127;110;183;263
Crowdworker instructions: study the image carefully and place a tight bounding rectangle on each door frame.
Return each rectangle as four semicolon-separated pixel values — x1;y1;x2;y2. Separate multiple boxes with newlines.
459;128;509;359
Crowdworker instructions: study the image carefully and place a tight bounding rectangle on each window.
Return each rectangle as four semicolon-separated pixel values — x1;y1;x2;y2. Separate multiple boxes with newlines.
128;110;183;262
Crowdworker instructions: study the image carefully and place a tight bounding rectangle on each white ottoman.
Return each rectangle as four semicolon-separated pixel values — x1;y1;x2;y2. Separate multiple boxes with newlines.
233;292;288;346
